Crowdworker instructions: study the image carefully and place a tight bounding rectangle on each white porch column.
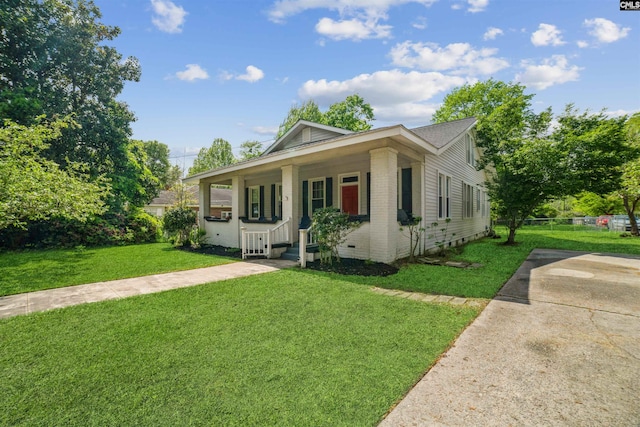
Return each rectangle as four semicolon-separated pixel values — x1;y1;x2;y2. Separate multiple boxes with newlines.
230;175;245;248
281;165;299;243
198;181;210;229
412;161;425;254
369;147;398;263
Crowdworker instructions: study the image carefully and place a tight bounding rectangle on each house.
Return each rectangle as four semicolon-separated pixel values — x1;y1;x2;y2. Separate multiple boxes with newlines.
144;186;232;219
183;117;490;263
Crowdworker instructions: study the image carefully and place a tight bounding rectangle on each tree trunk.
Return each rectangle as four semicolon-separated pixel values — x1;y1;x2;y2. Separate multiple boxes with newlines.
506;217;517;244
622;195;640;236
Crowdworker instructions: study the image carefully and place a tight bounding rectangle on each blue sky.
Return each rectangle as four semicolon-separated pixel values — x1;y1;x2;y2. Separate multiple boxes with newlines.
94;0;639;169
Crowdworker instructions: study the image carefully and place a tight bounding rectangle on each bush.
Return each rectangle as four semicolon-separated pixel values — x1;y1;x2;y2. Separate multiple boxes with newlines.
0;209;161;250
162;207;197;246
311;207;361;265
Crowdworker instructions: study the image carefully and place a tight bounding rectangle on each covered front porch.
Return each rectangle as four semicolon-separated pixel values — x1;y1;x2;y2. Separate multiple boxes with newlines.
191;132;428;263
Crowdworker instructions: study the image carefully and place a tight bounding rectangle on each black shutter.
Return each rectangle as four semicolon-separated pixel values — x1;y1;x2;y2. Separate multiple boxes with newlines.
302;180;308;217
244;187;249;218
366;172;371;216
402;168;412;214
325;177;333;208
270;184;276;218
259;186;265;218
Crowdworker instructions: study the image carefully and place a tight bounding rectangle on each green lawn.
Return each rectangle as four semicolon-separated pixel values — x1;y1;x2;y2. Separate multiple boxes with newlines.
0;243;236;296
329;225;640;299
0;270;479;426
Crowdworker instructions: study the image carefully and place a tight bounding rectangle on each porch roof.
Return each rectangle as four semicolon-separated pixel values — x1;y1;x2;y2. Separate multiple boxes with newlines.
184;118;477;184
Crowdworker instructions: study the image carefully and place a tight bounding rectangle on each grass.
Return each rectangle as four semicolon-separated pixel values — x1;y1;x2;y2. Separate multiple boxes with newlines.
0;243;236;296
319;225;640;299
0;270;480;426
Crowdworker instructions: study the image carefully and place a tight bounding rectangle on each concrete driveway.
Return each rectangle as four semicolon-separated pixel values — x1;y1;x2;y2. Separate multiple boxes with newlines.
380;249;640;426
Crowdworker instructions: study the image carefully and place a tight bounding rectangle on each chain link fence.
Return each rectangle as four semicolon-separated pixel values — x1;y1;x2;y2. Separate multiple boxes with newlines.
496;215;636;232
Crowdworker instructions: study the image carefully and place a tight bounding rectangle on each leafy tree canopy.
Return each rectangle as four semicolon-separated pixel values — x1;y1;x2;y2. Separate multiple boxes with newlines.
238;140;264;161
0;0;141;210
188;138;236;176
434;80;636;243
433;80;556;244
0;118;108;229
276;94;374;139
617;112;640;235
573;192;624;216
141;140;172;189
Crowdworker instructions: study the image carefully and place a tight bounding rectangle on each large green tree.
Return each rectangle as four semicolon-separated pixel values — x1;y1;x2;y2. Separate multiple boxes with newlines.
618;113;640;235
0;118;108;229
276;100;324;139
238;140;264;161
275;95;375;139
141;140;172;189
0;0;141;209
188;138;236;176
433;80;560;244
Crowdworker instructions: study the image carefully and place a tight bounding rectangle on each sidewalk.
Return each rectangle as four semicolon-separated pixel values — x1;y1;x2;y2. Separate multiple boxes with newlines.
0;258;297;319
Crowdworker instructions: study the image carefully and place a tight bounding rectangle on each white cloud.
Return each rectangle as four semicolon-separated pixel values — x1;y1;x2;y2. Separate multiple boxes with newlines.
315;17;392;40
252;126;279;136
467;0;489;13
412;16;427;30
531;23;565;46
483;26;503;40
175;64;209;82
268;0;438;23
389;41;509;75
604;109;640;118
221;66;265;83
150;0;187;34
515;55;582;90
237;65;265;83
584;18;630;43
576;40;589;48
267;0;436;40
298;69;467;123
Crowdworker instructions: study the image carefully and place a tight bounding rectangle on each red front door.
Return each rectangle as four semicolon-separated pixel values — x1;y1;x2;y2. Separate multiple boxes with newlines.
341;185;358;216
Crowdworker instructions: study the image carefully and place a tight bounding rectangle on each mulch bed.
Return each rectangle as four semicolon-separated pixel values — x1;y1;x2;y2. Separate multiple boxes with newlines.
304;258;399;277
178;245;398;277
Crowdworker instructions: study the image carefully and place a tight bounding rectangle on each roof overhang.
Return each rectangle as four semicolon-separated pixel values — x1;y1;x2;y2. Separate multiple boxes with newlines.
184;125;439;184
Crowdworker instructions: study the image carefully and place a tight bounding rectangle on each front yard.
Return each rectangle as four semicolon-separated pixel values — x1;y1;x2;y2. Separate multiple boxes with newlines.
1;226;639;425
0;243;236;296
0;270;479;426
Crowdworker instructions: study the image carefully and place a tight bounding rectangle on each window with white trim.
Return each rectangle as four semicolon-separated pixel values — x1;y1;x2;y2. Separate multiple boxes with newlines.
462;182;473;218
465;134;476;167
438;173;451;219
476;186;481;212
310;178;325;213
249;186;260;219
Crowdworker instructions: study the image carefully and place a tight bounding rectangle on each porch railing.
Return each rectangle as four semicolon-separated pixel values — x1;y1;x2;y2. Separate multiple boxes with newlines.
241;217;291;259
299;224;317;268
271;217;291;245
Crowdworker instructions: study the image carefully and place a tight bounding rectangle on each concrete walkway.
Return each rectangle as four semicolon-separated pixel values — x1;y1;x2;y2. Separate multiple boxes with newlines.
0;258;297;319
379;249;640;426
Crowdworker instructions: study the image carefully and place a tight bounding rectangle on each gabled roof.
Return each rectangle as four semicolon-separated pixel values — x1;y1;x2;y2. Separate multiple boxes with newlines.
410;117;476;149
183;117;478;183
262;120;354;156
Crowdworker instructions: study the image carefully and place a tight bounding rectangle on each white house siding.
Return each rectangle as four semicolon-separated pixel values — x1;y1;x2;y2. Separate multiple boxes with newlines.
283;128;344;150
422;132;490;252
204;220;237;248
338;223;371;260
